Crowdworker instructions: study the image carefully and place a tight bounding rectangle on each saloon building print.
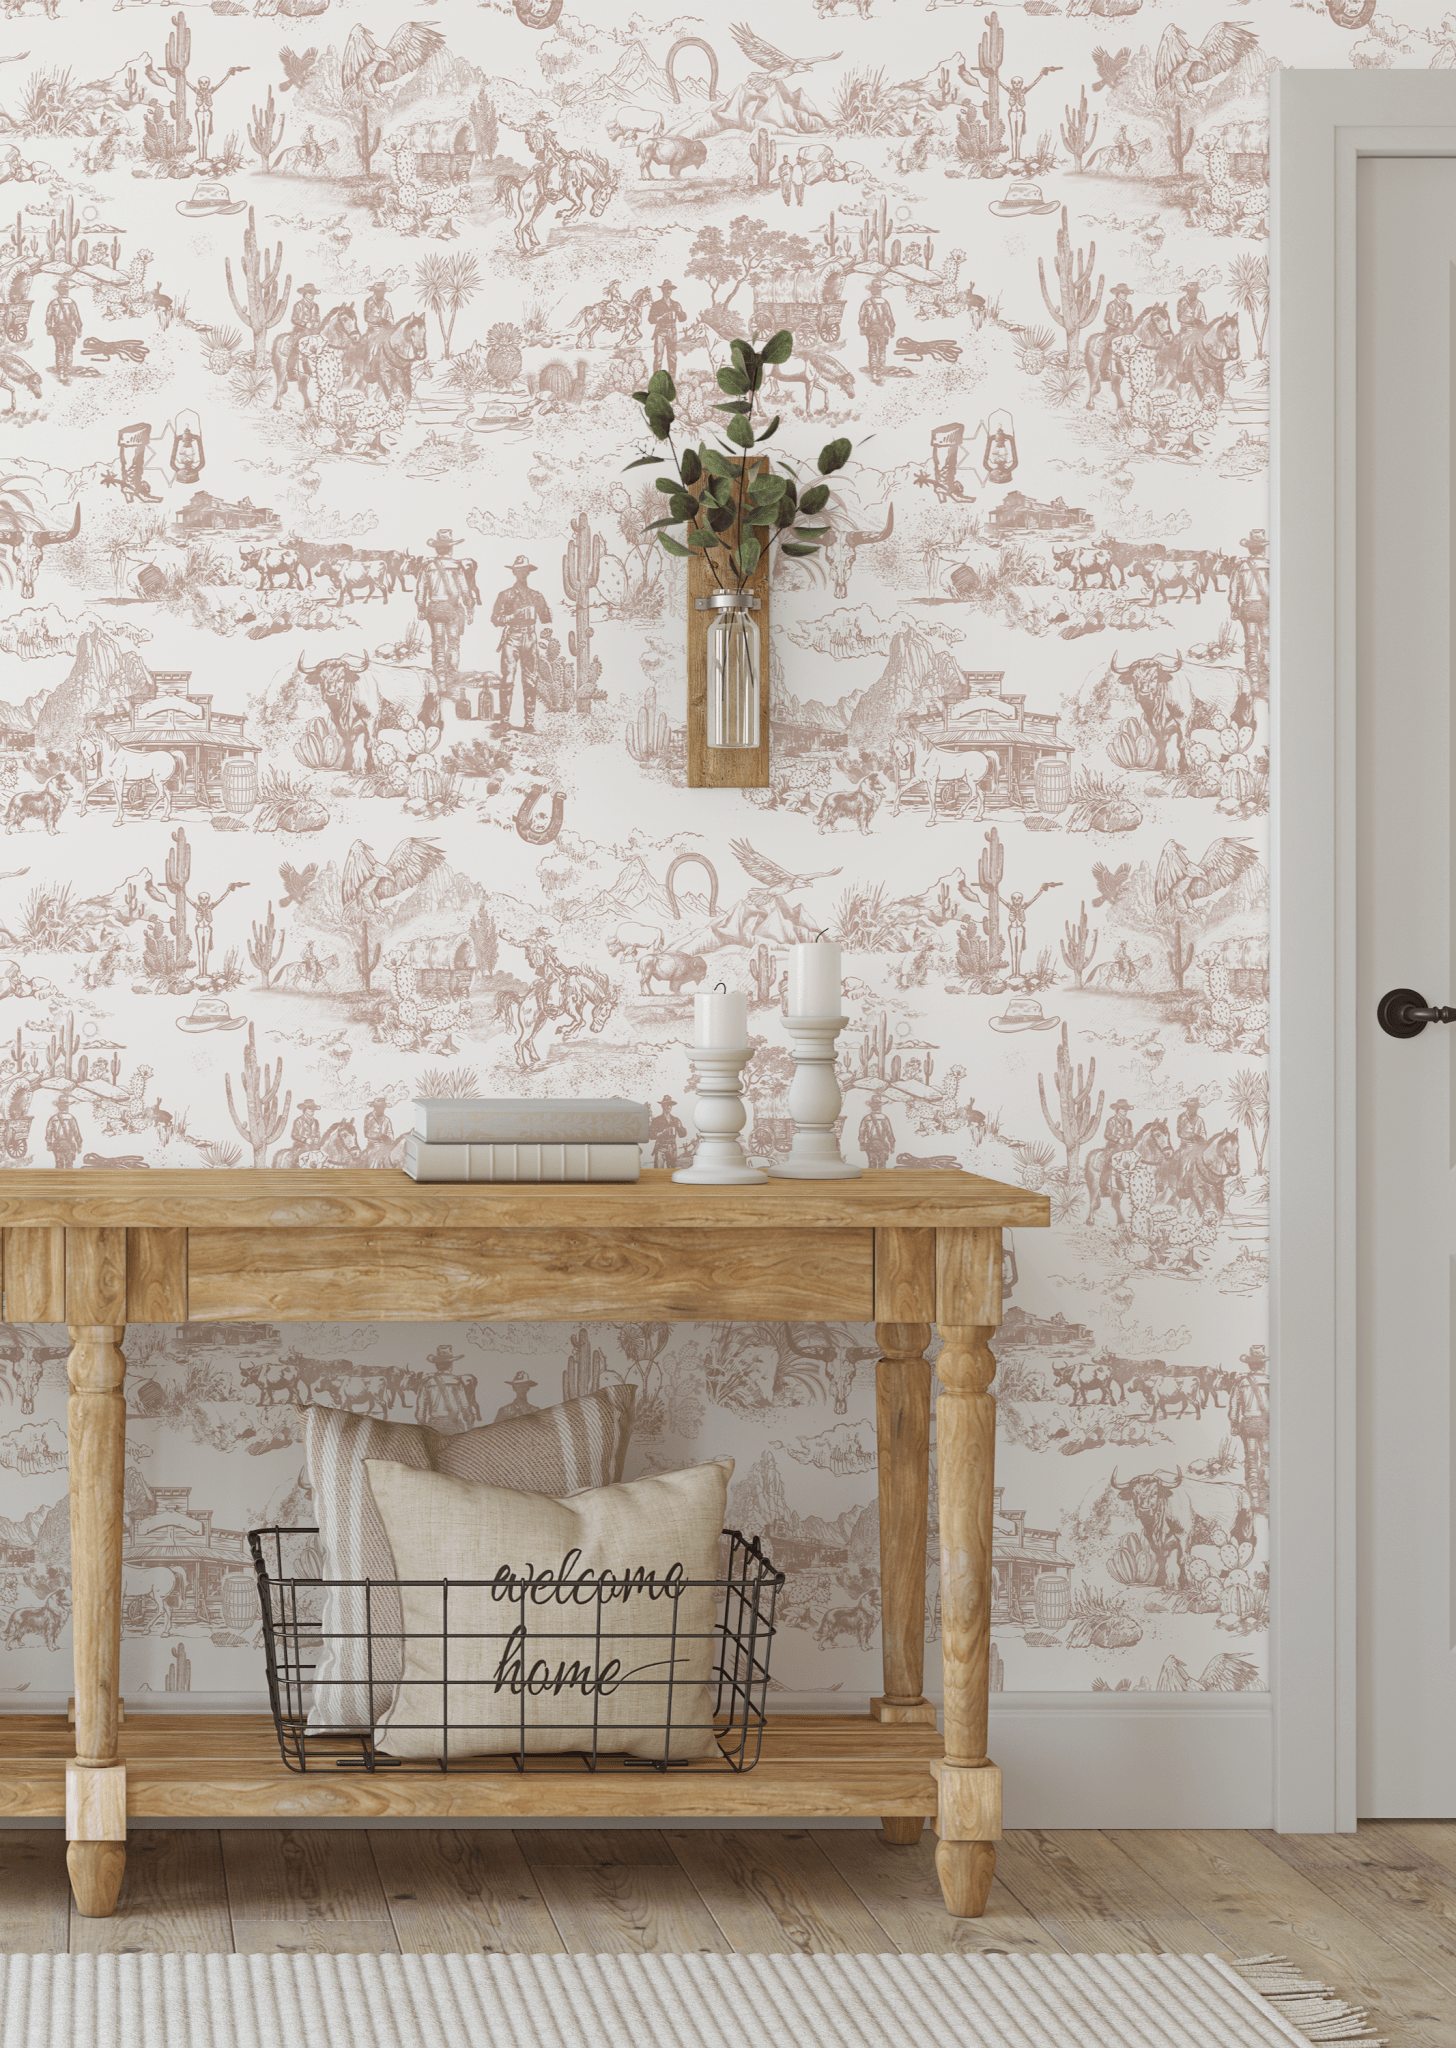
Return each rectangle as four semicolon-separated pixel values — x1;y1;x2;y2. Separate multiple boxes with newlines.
0;0;1391;1710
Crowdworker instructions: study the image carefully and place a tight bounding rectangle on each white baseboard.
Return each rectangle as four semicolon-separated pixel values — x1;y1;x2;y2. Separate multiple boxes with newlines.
990;1691;1273;1829
1;1688;1274;1830
776;1689;1273;1828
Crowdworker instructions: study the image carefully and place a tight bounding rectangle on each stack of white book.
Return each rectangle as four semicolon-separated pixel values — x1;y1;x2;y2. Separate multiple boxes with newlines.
403;1098;649;1183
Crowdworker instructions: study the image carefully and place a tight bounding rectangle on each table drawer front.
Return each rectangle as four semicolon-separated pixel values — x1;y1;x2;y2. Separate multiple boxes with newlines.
187;1228;874;1322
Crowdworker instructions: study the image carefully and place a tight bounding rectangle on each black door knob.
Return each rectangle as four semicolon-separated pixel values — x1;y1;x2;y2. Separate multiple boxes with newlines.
1378;988;1456;1038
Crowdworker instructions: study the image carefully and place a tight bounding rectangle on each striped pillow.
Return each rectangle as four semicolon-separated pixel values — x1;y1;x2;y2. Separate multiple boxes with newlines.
300;1385;636;1730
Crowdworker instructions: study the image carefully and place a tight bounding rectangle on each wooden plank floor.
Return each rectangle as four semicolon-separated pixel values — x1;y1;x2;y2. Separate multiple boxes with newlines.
3;1825;1452;2045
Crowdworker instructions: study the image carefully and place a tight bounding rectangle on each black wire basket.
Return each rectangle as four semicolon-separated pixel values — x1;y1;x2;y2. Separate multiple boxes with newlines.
247;1525;784;1775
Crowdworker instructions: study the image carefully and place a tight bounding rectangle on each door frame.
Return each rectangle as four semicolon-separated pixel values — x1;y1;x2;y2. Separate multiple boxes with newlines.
1272;72;1456;1831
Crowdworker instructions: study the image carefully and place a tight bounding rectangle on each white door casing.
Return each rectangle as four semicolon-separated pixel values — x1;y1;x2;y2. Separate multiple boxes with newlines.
1354;156;1456;1816
1273;74;1456;1833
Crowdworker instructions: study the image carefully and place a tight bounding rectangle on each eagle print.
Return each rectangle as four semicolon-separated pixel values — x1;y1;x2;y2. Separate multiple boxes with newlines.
0;0;1389;1709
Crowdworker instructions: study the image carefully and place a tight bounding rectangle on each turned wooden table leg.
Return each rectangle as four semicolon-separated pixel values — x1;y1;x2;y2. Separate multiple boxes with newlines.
872;1321;936;1844
932;1226;1003;1918
871;1228;937;1845
65;1227;129;1919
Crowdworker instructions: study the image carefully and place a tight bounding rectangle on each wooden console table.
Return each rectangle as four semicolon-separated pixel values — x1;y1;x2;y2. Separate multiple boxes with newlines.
0;1168;1047;1922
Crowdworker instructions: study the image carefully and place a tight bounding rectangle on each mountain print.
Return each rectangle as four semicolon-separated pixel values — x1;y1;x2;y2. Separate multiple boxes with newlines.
0;0;1379;1707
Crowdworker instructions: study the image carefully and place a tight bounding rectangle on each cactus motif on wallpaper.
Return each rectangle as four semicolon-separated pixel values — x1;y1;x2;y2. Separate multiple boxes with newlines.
749;941;777;1006
1061;85;1097;174
162;829;192;975
970;13;1007;164
225;1024;290;1168
1038;205;1104;365
225;207;290;366
563;512;603;709
1061;903;1098;989
978;829;1009;976
248;85;285;172
0;0;1277;1706
146;12;193;153
626;688;670;764
1039;1023;1104;1174
248;901;285;988
356;103;382;174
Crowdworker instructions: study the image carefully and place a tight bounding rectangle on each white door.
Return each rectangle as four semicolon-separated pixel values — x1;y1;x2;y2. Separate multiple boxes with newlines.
1357;154;1456;1816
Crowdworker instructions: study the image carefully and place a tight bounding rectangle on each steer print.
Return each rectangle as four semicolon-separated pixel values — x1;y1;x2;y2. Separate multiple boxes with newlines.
0;0;1295;1710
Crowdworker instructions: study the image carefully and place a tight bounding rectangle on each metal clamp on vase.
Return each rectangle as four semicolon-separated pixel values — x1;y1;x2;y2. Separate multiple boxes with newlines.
673;986;766;1186
770;938;860;1181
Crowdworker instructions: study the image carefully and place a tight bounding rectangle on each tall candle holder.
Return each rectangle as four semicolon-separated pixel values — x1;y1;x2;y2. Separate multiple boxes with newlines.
672;1046;766;1185
769;1014;861;1180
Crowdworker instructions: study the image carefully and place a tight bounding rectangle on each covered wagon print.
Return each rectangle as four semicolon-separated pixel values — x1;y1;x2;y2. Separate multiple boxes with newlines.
0;0;1391;1711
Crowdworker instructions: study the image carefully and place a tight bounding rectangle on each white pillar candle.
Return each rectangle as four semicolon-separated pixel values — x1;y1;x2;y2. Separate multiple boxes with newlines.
694;989;747;1049
788;940;842;1018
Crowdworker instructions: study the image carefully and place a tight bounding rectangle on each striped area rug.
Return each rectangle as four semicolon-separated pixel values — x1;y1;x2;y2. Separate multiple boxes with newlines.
0;1951;1380;2046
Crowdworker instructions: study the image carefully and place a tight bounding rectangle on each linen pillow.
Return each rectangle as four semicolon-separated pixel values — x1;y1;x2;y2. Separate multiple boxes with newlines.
362;1457;732;1762
300;1384;636;1730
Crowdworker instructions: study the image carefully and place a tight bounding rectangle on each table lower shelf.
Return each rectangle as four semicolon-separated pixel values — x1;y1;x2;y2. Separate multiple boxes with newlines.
0;1713;943;1823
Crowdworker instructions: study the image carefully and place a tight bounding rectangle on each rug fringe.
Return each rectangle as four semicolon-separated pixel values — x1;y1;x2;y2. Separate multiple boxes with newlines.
1228;1955;1387;2045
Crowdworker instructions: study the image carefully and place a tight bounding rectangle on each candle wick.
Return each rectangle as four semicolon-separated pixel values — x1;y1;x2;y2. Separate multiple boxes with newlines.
715;981;727;992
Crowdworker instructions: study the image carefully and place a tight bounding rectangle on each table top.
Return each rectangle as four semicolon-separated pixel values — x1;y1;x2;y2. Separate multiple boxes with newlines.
0;1167;1049;1233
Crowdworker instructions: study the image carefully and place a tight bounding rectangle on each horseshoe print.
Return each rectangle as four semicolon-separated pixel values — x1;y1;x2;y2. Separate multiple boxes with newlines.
514;784;567;844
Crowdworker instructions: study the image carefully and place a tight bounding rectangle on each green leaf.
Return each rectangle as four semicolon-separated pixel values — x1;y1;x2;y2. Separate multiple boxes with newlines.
798;483;831;515
780;541;821;556
748;475;787;502
732;339;763;389
727;413;754;449
757;414;781;444
655;477;680;494
817;437;852;475
668;494;695;521
687;527;721;549
643;516;682;531
737;535;761;577
706;505;736;533
699;448;737;480
713;399;752;415
647;369;676;403
793;525;829;539
647;417;672;441
623;453;662;471
761;329;793;365
679;447;702;485
775;499;799;529
631;390;648;404
658;534;690;558
716;366;749;395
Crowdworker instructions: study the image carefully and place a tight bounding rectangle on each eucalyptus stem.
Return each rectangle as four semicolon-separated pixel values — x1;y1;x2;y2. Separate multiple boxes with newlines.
624;329;851;587
667;424;724;591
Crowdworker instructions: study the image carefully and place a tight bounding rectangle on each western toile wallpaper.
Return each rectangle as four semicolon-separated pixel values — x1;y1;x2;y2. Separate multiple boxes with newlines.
0;0;1396;1713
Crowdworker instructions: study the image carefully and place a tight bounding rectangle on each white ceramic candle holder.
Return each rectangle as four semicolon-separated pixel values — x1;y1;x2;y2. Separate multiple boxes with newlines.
769;1014;861;1180
672;1046;767;1185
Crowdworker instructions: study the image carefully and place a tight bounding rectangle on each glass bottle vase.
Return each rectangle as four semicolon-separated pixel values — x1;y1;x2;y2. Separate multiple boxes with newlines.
696;590;761;749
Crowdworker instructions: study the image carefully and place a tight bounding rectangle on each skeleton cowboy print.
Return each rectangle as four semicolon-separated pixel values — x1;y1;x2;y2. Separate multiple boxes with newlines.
0;0;1336;1710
